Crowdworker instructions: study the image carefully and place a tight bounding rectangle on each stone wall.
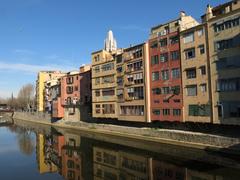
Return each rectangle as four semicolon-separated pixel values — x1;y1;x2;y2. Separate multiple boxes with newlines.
13;111;51;123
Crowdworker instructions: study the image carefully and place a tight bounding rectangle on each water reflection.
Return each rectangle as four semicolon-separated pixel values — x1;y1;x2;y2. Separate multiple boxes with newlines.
4;119;239;180
32;127;240;180
8;125;35;155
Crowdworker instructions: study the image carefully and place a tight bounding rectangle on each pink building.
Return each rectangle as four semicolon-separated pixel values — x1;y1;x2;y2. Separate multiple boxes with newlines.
57;65;92;121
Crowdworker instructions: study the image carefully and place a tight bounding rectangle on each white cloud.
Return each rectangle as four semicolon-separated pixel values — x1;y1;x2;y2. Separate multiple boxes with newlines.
13;49;36;55
0;61;77;73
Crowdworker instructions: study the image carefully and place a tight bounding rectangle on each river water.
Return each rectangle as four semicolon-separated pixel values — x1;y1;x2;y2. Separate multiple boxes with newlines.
0;119;240;180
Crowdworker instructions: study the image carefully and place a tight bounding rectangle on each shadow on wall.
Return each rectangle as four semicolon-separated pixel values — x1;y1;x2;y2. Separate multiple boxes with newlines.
216;33;240;125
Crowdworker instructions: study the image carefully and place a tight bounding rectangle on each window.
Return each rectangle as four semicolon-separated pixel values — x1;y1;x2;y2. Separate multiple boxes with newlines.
67;171;75;179
198;28;204;36
163;109;170;116
215;39;234;51
199;66;206;75
133;60;143;71
116;55;122;63
189;104;211;116
162;87;170;94
214;17;240;32
102;63;114;71
171;86;180;95
171;68;180;79
67;160;75;168
189;105;198;116
66;77;74;84
152;109;160;115
221;102;240;118
152;71;160;81
95;77;100;85
170;51;179;60
95;104;101;114
186;85;197;96
117;89;124;99
170;35;179;44
102;104;115;114
183;32;194;43
216;56;240;70
117;66;122;73
66;86;73;94
117;77;123;86
102;75;114;84
199;44;205;54
133;48;143;59
186;68;196;79
185;48;195;59
216;78;240;92
151;55;159;65
94;55;100;62
95;66;100;73
133;73;143;84
173;109;181;116
161;70;169;80
152;88;161;95
102;89;115;96
120;106;144;116
160;53;168;62
159;38;168;47
150;41;158;48
200;83;207;92
163;99;169;103
95;90;100;97
173;99;181;103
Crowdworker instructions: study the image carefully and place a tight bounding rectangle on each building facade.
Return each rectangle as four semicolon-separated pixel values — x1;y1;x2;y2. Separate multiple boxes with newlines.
180;24;212;123
92;50;119;119
116;43;150;122
203;0;240;125
36;71;65;112
149;12;198;122
60;65;92;121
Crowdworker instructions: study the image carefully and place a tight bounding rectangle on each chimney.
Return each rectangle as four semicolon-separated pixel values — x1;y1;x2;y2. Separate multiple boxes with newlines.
180;11;186;18
206;4;213;21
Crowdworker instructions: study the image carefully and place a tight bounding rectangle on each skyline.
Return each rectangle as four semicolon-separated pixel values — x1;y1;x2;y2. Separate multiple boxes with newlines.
0;0;227;98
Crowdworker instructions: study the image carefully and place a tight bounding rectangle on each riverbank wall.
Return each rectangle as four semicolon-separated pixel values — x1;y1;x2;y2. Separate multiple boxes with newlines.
8;112;240;154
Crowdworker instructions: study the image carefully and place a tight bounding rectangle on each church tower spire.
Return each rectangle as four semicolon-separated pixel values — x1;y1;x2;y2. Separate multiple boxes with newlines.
104;30;117;52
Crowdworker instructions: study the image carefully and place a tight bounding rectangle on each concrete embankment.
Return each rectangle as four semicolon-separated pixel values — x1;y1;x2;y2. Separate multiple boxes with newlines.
11;112;240;154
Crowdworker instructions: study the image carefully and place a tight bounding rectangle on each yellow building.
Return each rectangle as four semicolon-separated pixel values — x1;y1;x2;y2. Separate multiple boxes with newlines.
91;50;121;119
36;71;65;112
202;0;240;125
36;134;57;174
180;23;212;123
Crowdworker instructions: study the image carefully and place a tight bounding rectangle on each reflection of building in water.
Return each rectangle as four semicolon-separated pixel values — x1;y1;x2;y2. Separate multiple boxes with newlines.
186;169;222;180
51;133;65;170
93;147;152;180
152;160;185;180
61;133;82;180
36;134;57;174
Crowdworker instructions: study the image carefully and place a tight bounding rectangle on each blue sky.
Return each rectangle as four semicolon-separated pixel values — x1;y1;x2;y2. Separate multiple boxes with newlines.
0;0;227;98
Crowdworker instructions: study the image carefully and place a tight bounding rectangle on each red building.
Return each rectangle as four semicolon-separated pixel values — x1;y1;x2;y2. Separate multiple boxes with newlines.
51;65;92;121
148;12;199;122
149;19;183;122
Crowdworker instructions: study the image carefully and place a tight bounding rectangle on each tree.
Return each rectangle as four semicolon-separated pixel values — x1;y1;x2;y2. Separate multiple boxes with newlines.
17;83;35;110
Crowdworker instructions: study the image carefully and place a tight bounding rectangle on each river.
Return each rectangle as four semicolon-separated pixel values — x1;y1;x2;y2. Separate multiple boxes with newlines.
0;119;240;180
